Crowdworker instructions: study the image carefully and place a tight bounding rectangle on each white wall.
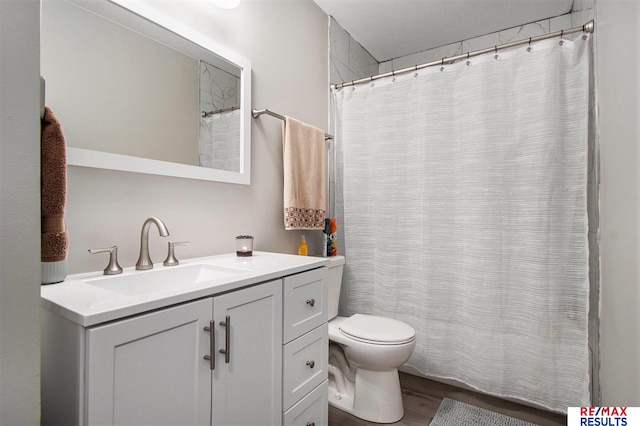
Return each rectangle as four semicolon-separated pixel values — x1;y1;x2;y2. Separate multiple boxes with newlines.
65;0;330;274
596;0;640;406
0;0;42;423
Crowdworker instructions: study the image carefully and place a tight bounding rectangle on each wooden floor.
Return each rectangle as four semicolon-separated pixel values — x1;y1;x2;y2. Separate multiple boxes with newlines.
328;373;567;426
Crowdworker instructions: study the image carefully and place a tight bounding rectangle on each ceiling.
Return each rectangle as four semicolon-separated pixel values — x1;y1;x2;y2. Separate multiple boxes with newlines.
312;0;574;62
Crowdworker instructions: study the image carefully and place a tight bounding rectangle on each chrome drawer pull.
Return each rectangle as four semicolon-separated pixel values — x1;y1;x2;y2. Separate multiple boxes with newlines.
203;321;215;370
219;315;231;363
306;360;315;369
306;298;315;307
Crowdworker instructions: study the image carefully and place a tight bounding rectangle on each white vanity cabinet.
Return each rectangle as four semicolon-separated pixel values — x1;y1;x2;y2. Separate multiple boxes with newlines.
282;267;329;426
42;279;282;425
41;252;329;426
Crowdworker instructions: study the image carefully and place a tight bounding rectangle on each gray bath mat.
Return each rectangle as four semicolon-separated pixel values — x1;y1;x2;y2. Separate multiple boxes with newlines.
430;398;537;426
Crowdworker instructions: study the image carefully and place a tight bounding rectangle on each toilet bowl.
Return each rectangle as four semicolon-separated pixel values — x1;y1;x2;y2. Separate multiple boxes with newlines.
326;256;416;423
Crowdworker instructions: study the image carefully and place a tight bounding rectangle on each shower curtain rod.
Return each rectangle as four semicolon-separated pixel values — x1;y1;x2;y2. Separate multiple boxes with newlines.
252;108;334;140
332;19;595;90
201;105;239;118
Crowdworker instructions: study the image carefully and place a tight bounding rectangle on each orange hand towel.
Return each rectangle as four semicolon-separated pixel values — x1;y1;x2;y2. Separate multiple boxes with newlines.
41;106;69;263
282;117;327;230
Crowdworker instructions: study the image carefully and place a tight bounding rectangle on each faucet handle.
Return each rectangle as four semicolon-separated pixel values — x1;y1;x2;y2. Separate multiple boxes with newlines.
88;246;123;275
163;241;190;267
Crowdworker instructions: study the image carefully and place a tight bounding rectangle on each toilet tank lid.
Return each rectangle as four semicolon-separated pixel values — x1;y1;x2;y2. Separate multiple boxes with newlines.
327;255;345;266
340;313;415;344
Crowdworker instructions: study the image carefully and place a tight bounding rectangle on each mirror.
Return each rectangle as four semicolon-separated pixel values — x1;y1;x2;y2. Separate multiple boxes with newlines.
41;0;251;184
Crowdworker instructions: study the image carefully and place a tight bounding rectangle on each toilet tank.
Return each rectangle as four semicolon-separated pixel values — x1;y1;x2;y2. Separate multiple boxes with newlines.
327;255;345;320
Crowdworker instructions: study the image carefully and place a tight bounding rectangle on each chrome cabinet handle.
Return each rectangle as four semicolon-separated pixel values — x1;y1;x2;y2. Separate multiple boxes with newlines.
306;298;315;307
219;315;231;363
306;360;315;369
203;321;215;370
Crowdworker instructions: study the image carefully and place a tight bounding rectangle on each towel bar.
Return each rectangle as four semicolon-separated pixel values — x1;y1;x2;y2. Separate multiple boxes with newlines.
252;108;333;140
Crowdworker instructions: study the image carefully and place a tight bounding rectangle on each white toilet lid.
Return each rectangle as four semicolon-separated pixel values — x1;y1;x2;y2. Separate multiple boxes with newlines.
339;314;415;344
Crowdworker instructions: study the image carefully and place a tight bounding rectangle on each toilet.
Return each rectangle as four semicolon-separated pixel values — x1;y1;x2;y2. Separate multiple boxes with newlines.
326;255;416;423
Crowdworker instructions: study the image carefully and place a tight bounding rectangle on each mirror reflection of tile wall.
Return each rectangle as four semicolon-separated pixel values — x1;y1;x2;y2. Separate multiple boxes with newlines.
199;61;241;172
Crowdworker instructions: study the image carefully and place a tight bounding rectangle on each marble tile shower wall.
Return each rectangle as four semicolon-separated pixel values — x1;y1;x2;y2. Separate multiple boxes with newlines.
329;17;378;85
379;1;595;74
329;16;379;217
328;1;595;84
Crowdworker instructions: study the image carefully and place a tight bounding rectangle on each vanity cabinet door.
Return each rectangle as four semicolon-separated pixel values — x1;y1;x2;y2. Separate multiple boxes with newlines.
85;298;213;426
212;279;283;426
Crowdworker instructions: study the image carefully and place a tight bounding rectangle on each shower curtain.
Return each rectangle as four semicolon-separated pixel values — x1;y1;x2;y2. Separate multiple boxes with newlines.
199;108;241;171
332;35;592;412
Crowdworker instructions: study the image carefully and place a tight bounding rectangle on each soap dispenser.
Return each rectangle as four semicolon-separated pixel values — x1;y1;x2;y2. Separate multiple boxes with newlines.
298;235;308;256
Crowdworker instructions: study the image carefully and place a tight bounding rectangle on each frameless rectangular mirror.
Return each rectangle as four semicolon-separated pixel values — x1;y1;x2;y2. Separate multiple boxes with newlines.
41;0;251;184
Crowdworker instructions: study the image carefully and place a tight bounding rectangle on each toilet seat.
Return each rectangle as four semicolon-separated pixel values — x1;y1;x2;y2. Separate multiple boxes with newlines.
339;314;415;345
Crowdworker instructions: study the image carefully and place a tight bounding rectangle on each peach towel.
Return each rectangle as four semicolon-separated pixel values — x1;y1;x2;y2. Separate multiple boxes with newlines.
282;117;326;230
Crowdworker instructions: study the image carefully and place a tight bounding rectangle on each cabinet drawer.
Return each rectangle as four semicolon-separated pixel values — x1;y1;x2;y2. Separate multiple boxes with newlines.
283;324;328;410
283;267;328;343
283;380;328;426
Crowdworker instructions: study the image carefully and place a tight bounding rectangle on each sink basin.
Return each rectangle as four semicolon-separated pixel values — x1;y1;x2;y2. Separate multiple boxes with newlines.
85;264;249;297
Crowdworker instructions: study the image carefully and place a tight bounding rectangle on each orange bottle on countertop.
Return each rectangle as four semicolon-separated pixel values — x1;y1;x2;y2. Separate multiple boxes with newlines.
298;235;308;256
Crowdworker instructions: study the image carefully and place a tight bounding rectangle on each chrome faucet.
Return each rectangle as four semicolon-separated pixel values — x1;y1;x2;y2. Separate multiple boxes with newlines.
136;217;170;270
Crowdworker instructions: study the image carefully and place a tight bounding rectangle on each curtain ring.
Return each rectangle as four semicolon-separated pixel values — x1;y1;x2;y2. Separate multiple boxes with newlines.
467;52;470;59
560;30;564;39
494;45;498;53
528;37;532;45
441;58;445;65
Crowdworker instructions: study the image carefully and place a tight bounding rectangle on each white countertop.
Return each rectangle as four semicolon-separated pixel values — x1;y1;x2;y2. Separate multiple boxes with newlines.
41;252;329;327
